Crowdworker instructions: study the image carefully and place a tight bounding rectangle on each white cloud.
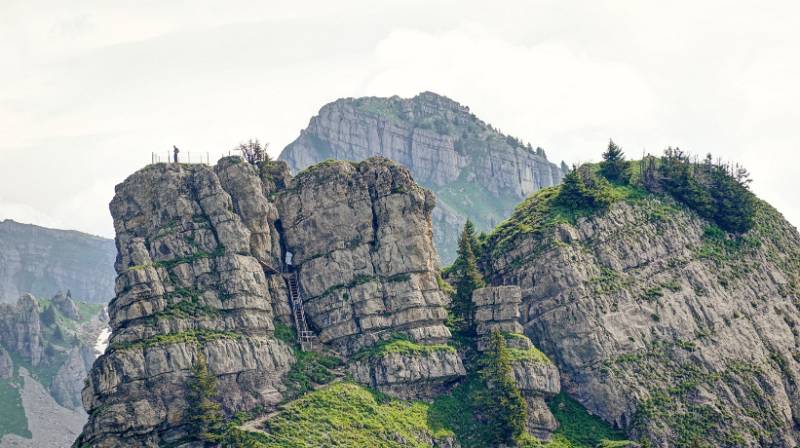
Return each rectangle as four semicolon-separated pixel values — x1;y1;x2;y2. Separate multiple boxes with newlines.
1;0;799;237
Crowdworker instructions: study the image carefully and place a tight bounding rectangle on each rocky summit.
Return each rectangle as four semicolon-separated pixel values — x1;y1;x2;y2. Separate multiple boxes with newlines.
279;92;567;263
74;150;800;448
75;156;466;447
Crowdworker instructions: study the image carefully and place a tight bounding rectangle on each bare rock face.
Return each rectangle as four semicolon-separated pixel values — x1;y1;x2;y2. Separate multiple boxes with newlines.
50;344;94;410
279;92;566;263
276;159;454;355
0;293;44;367
472;285;525;345
0;219;116;304
52;291;81;321
486;198;800;447
0;345;11;379
472;285;561;440
77;156;461;446
76;160;294;448
349;348;466;400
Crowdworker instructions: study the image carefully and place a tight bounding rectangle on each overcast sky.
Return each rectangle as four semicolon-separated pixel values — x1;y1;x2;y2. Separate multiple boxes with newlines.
1;0;798;238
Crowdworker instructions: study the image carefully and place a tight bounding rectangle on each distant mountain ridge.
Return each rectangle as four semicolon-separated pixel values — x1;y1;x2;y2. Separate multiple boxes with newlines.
279;91;567;263
0;220;116;304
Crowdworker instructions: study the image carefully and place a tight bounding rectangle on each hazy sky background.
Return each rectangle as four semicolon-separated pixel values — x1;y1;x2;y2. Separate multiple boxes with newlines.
1;0;798;238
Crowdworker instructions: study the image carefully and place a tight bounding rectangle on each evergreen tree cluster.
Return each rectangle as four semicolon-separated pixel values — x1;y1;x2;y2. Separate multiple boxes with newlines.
476;331;528;444
555;164;617;212
189;352;225;444
638;147;756;233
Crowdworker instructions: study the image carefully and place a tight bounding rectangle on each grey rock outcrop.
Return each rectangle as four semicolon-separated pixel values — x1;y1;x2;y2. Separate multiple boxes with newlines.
76;160;295;447
77;156;462;446
279;92;566;263
50;344;95;410
486;197;800;447
276;159;454;356
0;345;11;379
0;219;116;304
0;294;44;366
52;291;81;321
472;285;524;339
349;348;466;400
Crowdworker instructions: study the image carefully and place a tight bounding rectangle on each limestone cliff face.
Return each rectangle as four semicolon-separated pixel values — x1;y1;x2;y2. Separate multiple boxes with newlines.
485;196;800;447
276;159;452;355
76;157;461;446
0;220;116;304
76;160;294;448
0;294;44;367
279;92;566;263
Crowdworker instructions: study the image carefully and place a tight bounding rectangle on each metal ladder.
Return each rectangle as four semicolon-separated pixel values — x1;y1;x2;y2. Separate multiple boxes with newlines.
286;271;315;351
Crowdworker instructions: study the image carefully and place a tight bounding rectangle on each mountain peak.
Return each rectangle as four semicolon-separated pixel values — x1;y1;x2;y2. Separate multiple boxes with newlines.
280;92;566;262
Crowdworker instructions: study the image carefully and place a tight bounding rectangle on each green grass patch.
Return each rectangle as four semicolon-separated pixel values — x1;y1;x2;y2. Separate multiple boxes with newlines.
547;392;631;448
508;346;552;364
227;382;454;447
352;337;455;362
0;377;31;439
283;350;343;399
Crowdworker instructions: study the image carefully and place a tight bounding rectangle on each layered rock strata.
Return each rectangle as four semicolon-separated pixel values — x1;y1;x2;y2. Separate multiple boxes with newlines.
486;198;800;447
76;160;294;447
279;92;566;263
349;347;466;400
0;219;116;304
77;156;464;446
0;294;44;366
276;159;455;356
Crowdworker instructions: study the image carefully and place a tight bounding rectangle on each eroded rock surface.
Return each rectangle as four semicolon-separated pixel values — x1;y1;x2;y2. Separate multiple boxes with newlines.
349;348;465;400
486;199;800;447
0;294;43;367
276;159;454;356
0;219;115;304
77;156;463;446
76;160;294;447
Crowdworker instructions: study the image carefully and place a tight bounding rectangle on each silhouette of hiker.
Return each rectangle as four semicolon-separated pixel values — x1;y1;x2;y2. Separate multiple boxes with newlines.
173;145;180;163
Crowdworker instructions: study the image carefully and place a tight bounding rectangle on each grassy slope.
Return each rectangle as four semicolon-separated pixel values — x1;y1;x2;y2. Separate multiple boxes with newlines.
233;381;630;448
0;375;32;439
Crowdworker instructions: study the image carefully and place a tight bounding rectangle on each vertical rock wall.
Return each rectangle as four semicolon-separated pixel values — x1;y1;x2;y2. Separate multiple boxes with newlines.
276;159;453;355
76;156;462;446
76;160;294;447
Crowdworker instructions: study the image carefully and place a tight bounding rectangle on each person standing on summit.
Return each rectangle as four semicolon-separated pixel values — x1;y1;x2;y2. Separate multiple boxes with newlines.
173;145;180;163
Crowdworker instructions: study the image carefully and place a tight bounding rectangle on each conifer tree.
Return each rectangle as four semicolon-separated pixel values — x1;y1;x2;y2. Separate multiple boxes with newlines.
599;139;630;183
451;223;485;331
189;352;225;444
479;330;528;444
557;165;616;211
